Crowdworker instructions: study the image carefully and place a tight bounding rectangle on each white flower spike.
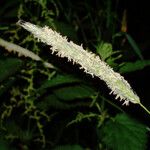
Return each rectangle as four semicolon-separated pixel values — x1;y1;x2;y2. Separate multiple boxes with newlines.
17;20;141;106
0;38;54;69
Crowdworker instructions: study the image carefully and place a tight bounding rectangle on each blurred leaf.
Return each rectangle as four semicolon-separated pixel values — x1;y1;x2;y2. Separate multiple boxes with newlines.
99;113;148;150
53;20;78;42
3;121;33;143
37;94;64;110
38;74;81;91
0;143;9;150
112;32;123;39
125;33;144;60
121;10;127;33
0;77;15;96
119;60;150;73
37;94;90;110
0;26;9;30
0;57;22;82
0;0;20;18
53;144;84;150
0;137;12;150
53;84;95;101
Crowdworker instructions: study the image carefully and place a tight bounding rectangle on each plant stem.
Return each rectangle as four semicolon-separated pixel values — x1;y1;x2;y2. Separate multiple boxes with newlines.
139;103;150;115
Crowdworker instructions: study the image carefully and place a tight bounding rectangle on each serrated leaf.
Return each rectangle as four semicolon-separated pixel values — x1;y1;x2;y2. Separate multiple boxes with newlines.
119;60;150;73
38;74;81;91
99;113;148;150
53;85;95;101
0;57;22;82
53;144;84;150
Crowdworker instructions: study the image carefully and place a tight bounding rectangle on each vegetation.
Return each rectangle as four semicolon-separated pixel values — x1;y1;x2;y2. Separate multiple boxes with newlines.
0;0;150;149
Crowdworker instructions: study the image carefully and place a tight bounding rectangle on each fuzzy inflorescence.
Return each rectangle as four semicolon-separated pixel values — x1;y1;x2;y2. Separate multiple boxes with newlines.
0;38;41;61
0;38;54;69
17;20;141;105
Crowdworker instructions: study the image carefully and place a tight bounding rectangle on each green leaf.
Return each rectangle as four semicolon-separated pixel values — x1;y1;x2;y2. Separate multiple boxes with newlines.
38;74;81;91
53;85;95;101
96;42;113;60
0;58;22;82
99;113;148;150
125;33;144;60
4;121;33;142
37;94;90;110
54;20;78;42
37;94;63;110
119;60;150;73
0;143;9;150
0;77;15;96
0;0;20;18
112;32;124;39
53;145;84;150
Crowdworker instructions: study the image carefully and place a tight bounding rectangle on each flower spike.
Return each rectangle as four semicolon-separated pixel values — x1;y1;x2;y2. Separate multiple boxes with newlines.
17;20;141;105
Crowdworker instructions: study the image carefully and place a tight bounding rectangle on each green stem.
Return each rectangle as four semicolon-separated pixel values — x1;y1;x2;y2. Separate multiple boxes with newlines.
139;103;150;115
101;96;125;113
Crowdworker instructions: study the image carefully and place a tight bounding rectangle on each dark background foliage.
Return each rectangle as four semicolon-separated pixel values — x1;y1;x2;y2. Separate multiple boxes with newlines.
0;0;150;150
